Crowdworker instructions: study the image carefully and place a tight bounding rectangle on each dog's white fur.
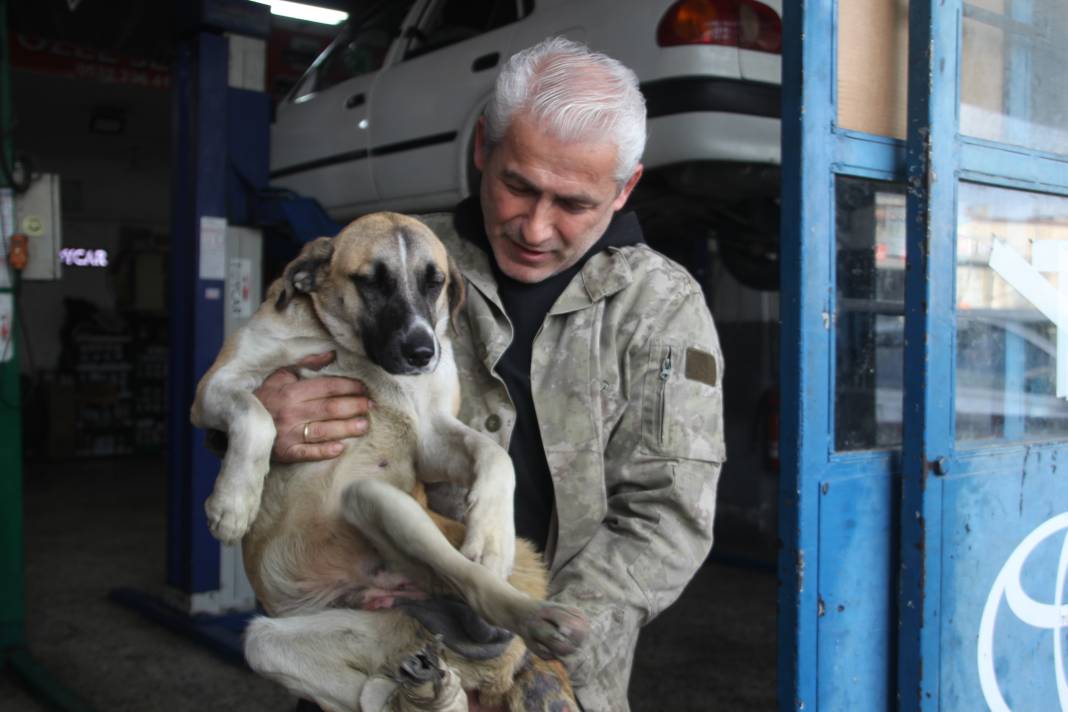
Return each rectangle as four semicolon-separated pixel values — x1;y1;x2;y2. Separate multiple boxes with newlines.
191;213;585;710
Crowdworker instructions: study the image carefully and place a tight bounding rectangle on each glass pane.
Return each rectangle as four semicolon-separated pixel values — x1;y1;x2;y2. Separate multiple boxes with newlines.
406;0;520;59
317;0;417;91
961;0;1068;154
956;182;1068;442
835;177;907;451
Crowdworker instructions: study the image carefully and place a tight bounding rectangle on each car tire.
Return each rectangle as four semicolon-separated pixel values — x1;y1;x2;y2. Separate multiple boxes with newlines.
717;229;780;292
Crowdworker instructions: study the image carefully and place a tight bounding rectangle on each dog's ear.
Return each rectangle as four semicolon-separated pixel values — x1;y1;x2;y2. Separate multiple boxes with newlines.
276;236;334;310
446;255;466;328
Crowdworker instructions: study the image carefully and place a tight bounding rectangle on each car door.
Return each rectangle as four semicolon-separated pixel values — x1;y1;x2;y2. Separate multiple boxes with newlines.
269;0;421;219
368;0;527;213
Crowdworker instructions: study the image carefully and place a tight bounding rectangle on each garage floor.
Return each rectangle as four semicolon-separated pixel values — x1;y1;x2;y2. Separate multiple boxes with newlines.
0;457;776;711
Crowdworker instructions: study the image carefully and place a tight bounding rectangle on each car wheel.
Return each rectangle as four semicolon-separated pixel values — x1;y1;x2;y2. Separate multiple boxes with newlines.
717;229;780;292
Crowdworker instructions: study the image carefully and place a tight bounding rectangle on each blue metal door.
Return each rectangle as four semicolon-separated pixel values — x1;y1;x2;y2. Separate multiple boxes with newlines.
780;1;1068;710
900;2;1068;710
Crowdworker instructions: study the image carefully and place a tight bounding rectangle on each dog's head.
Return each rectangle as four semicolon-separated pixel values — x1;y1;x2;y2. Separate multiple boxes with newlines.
277;212;464;376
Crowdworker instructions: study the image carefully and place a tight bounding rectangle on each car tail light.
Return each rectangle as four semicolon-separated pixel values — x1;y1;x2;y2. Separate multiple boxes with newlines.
657;0;782;54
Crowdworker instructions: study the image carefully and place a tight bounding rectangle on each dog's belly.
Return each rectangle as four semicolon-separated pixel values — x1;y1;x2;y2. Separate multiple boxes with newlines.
243;407;425;616
250;511;424;616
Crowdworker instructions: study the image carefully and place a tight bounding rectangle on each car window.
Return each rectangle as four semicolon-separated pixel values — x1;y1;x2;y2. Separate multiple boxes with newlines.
405;0;522;59
294;0;417;99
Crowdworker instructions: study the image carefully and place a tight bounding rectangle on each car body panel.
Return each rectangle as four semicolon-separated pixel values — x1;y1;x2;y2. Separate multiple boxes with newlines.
370;12;521;205
271;71;378;209
269;0;784;222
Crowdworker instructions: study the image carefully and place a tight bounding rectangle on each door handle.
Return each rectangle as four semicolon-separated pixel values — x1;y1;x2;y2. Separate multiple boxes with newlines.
345;93;366;109
471;52;499;73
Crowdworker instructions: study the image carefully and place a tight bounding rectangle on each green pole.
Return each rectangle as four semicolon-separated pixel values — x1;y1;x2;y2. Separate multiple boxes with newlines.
0;2;93;708
0;0;25;653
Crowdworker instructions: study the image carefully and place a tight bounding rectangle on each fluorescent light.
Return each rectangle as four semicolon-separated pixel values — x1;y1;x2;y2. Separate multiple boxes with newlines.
248;0;348;25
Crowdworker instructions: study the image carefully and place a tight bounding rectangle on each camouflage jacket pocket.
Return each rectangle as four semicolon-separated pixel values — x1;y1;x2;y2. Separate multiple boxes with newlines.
640;337;726;463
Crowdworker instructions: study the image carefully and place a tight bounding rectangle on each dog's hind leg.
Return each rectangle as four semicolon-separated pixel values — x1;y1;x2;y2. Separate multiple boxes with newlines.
389;636;467;712
245;609;464;712
341;478;589;661
199;385;276;543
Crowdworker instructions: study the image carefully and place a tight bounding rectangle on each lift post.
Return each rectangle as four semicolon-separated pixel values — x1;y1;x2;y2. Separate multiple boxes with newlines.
109;0;280;660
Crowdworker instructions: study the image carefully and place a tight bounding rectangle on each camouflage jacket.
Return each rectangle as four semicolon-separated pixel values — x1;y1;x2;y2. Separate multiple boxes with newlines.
421;212;725;712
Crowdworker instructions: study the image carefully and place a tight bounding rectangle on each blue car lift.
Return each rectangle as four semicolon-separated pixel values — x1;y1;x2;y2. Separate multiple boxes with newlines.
110;0;339;666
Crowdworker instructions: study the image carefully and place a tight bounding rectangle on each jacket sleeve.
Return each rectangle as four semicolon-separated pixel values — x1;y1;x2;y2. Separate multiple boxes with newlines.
548;281;725;698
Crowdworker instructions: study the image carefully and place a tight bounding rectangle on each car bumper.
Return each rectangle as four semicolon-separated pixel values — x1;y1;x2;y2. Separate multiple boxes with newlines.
640;77;781;169
642;77;780;120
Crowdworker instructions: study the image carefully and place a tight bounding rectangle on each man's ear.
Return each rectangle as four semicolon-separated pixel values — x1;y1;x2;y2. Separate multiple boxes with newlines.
612;163;644;212
276;236;334;310
446;255;466;328
473;116;488;172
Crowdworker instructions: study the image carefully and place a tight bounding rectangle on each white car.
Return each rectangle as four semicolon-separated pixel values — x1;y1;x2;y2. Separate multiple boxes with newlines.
269;0;782;266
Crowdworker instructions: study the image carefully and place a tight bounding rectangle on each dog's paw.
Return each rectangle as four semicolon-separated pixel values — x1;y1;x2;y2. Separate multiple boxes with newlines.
519;604;590;661
204;486;261;543
394;636;464;709
460;508;515;581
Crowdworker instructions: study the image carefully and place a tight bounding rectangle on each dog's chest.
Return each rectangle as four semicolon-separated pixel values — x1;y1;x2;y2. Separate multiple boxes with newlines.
333;403;420;492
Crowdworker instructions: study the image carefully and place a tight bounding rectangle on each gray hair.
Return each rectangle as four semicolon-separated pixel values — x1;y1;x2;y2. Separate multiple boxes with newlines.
484;36;647;183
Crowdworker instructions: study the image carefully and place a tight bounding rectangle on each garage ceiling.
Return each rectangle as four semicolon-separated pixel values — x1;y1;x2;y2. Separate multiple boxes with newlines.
8;0;353;62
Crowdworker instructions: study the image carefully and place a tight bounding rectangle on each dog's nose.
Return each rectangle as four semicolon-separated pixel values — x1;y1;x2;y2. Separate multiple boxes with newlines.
401;333;435;368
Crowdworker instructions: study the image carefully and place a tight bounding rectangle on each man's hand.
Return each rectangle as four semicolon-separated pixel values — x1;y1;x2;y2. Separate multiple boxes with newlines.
254;351;372;463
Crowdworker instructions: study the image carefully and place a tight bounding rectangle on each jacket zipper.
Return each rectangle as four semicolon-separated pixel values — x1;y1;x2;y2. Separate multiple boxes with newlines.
658;346;673;445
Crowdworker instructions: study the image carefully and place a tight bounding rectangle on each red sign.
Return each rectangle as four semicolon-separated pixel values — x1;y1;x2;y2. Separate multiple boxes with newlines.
9;33;171;89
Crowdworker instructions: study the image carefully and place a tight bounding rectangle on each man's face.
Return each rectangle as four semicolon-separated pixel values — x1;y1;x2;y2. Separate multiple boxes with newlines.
474;114;642;283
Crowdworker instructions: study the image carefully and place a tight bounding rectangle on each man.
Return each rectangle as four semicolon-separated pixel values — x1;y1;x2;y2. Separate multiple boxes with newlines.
255;37;725;711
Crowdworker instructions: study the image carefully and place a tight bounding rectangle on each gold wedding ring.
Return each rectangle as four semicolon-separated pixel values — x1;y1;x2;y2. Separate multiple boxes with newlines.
303;422;312;443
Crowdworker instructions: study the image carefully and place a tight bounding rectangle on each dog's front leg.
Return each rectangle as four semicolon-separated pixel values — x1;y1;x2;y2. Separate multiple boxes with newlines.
195;377;276;543
418;416;516;581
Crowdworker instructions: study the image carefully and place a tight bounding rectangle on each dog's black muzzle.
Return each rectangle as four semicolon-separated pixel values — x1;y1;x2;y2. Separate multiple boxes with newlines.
363;304;438;376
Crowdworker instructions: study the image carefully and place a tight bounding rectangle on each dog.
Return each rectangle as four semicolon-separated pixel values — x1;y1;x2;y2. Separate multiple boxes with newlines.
190;212;588;711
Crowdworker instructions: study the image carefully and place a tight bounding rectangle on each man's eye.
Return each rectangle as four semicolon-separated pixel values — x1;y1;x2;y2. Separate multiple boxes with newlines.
560;201;590;214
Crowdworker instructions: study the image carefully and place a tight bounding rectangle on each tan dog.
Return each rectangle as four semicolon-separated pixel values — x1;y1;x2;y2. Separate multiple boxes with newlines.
190;213;587;711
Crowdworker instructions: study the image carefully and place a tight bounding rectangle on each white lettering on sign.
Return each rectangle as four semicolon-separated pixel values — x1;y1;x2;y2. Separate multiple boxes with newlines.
990;240;1068;398
977;511;1068;711
58;248;109;267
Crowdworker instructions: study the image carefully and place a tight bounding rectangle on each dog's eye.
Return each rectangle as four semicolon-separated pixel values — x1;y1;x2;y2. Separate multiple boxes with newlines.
422;265;445;291
352;263;393;292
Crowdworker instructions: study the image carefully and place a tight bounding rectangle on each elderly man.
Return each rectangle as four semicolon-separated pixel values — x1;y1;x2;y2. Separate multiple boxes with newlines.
257;37;725;711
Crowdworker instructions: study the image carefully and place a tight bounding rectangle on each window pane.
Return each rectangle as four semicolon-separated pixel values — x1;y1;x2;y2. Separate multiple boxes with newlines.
956;183;1068;442
406;0;519;59
961;0;1068;155
317;1;417;91
835;177;907;451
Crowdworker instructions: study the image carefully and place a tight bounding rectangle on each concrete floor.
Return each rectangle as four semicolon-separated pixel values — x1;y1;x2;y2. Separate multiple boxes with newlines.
1;457;776;711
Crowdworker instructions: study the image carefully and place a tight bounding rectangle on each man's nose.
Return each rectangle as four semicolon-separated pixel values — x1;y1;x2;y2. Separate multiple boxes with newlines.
521;200;554;246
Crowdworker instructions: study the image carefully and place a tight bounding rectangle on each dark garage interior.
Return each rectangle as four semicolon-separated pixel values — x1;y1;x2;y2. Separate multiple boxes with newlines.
2;0;787;710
